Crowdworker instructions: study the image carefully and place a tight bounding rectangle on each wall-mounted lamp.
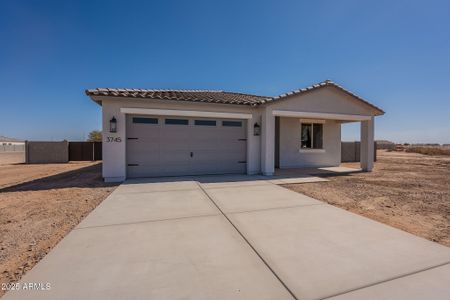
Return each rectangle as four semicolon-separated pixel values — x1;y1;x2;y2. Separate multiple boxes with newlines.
109;117;117;133
253;122;261;136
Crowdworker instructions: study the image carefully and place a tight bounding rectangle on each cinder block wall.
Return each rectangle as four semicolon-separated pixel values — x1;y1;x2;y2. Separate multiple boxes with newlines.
341;142;359;162
341;141;376;162
26;141;69;163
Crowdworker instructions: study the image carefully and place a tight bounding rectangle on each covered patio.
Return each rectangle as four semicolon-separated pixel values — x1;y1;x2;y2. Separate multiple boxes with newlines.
261;109;376;176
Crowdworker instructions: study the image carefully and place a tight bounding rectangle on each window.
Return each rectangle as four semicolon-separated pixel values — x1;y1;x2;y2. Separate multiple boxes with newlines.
301;124;312;148
133;117;158;124
195;120;216;126
301;123;323;149
313;124;323;149
165;118;189;125
222;120;242;127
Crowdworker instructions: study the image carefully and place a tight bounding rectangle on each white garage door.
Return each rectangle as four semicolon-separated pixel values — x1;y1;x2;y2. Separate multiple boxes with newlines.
126;115;247;178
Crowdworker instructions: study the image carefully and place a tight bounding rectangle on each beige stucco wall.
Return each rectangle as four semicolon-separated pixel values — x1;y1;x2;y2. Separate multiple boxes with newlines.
99;97;262;181
267;86;376;116
279;118;341;168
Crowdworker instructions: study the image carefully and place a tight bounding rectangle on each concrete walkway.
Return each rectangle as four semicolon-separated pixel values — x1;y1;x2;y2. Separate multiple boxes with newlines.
4;176;450;300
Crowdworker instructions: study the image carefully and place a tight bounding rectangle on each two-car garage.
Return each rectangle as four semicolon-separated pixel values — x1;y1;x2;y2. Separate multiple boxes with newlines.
126;115;247;177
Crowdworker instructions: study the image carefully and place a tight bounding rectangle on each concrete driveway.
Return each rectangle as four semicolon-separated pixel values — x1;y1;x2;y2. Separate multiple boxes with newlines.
4;176;450;300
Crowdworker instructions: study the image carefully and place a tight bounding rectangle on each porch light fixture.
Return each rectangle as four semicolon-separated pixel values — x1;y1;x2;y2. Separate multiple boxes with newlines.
109;117;117;133
253;122;261;136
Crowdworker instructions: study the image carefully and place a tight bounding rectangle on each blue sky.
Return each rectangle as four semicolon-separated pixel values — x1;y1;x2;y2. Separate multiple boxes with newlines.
1;0;449;143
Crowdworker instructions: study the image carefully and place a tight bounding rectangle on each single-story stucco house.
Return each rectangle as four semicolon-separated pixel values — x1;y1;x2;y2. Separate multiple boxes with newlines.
86;80;384;182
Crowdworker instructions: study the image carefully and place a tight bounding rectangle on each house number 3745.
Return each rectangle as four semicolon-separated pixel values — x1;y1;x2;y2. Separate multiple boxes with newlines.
106;137;122;142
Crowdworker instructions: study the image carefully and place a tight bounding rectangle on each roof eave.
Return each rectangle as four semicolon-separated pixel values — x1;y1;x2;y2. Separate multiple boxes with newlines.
85;91;263;107
85;90;103;106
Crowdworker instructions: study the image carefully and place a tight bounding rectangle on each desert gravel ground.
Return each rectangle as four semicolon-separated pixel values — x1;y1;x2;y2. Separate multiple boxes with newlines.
0;163;118;297
0;152;24;166
0;161;98;189
285;150;450;247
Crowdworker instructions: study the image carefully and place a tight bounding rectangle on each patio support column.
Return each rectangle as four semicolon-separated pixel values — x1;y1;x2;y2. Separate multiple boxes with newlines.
360;116;375;171
261;108;275;175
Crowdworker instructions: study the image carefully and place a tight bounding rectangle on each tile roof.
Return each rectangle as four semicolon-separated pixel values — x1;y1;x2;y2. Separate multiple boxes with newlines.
85;88;268;106
86;80;384;114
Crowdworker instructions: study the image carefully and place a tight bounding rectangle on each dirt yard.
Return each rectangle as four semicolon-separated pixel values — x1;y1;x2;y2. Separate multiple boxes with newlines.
0;152;24;166
0;162;118;297
0;161;98;189
285;150;450;247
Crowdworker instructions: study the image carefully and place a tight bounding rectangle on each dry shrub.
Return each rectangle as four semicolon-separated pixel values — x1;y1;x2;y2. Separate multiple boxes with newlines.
406;146;450;156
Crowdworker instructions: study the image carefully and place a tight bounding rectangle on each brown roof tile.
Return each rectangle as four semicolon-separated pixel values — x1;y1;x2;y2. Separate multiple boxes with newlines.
85;88;268;106
85;80;384;114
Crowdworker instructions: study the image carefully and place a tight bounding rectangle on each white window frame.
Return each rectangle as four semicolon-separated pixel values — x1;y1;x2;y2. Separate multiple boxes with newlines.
299;120;325;153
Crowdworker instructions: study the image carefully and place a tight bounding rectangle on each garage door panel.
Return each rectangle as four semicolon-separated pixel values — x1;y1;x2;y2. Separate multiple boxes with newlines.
190;141;223;150
161;126;191;137
191;162;246;175
160;135;191;142
127;155;159;166
158;164;191;176
160;150;191;163
215;143;246;152
191;131;221;139
220;141;247;149
127;115;247;177
220;126;246;133
190;142;245;153
131;163;161;171
189;134;220;142
189;136;221;144
128;127;160;137
127;146;159;163
128;141;159;151
127;165;160;178
192;149;245;160
131;135;160;143
159;140;191;151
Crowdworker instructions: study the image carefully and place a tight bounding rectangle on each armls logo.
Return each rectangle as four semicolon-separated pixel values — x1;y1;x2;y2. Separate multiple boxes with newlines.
2;282;51;291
